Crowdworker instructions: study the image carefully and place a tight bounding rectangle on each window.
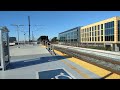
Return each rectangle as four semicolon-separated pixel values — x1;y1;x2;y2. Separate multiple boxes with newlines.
101;30;103;35
105;21;114;41
83;29;84;33
101;24;103;29
118;35;120;41
101;36;103;41
98;37;100;41
112;21;114;27
92;32;94;36
92;37;94;41
74;39;77;41
87;28;89;32
111;28;114;35
118;20;120;41
92;26;94;31
95;26;96;30
98;31;100;36
95;37;96;41
95;31;97;36
111;35;114;41
105;29;108;35
98;25;100;30
105;35;114;41
90;27;91;32
108;22;110;28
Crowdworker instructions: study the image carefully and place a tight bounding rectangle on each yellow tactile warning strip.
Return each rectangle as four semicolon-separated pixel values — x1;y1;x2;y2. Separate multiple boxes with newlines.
61;60;91;79
105;73;120;79
54;50;120;79
41;45;46;48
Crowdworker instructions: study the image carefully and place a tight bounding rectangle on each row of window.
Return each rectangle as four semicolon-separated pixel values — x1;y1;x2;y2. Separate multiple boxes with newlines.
59;34;78;40
118;27;120;41
118;20;120;27
81;24;103;33
104;21;114;41
59;35;78;40
59;39;77;42
81;30;103;38
118;20;120;41
105;35;114;41
81;21;114;33
81;36;104;42
105;21;114;28
118;35;120;41
105;28;114;36
59;20;120;42
59;30;78;42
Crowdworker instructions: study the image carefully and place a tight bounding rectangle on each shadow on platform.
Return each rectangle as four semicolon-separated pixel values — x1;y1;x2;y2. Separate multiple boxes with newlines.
7;54;72;70
100;72;113;79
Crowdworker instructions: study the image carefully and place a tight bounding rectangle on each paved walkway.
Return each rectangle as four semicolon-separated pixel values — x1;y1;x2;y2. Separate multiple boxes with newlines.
0;44;102;79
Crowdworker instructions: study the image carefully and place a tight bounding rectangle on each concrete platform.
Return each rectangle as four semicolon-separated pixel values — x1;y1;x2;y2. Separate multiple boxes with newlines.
0;44;101;79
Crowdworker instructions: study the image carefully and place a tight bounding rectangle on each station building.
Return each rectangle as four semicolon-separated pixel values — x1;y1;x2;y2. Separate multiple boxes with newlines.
58;26;81;46
80;16;120;51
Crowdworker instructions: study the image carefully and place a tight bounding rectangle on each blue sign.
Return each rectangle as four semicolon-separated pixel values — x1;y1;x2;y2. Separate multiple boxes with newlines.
38;69;74;79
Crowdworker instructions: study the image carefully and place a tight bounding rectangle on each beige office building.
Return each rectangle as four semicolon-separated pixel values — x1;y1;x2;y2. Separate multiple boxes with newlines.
80;16;120;51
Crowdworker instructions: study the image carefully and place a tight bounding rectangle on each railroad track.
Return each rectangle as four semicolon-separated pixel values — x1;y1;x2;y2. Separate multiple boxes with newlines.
79;48;120;56
53;46;120;75
58;45;120;57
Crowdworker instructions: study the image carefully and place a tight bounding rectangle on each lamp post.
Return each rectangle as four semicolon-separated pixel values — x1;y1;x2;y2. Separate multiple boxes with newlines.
31;30;38;42
11;24;24;48
32;31;34;42
31;25;44;42
20;25;28;45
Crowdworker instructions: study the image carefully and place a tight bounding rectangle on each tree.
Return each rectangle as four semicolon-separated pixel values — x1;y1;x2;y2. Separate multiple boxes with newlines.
51;37;58;42
37;36;49;42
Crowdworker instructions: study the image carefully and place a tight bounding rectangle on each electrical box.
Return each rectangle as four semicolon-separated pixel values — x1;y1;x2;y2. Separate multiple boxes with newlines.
0;26;10;71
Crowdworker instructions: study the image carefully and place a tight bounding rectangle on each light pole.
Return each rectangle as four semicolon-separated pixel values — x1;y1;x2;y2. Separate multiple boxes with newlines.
31;25;44;42
20;25;28;45
32;30;37;42
11;24;24;48
32;31;34;42
28;16;31;43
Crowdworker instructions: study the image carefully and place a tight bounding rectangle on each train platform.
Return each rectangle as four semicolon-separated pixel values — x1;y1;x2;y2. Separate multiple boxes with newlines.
0;44;119;79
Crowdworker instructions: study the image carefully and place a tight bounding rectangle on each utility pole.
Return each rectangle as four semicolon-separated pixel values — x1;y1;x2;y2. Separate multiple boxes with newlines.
21;26;28;45
28;16;31;43
16;25;20;48
23;26;25;45
32;31;34;42
11;24;24;48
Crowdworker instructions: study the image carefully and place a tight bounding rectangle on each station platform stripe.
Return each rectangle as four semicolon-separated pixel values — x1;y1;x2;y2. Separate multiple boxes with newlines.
40;45;46;48
61;60;91;79
54;50;120;79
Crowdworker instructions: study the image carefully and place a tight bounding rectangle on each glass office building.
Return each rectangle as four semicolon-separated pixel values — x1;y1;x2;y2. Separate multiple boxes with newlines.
59;27;81;46
81;16;120;51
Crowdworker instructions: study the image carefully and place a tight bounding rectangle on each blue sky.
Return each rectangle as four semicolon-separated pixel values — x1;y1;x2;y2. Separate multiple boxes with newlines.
0;11;120;41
